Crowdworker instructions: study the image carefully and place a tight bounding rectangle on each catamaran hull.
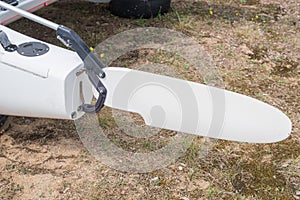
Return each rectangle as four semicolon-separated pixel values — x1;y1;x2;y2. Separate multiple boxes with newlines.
0;25;93;120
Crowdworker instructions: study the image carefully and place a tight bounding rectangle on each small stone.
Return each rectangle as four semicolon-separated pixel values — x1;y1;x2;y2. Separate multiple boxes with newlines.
296;191;300;196
25;119;31;124
151;177;159;182
121;190;126;195
282;163;289;167
63;187;69;194
178;166;183;171
179;163;186;167
181;197;189;200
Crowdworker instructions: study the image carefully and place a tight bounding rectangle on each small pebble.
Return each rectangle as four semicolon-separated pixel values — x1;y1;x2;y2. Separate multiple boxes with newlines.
296;191;300;196
63;187;69;194
181;197;189;200
151;177;159;182
25;119;31;124
282;163;289;167
178;166;183;171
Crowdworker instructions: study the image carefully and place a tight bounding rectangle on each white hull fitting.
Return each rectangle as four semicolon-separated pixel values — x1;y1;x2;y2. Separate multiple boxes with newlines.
0;25;93;119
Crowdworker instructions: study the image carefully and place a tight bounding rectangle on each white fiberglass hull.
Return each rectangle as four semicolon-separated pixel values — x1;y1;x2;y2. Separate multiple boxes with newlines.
0;25;93;119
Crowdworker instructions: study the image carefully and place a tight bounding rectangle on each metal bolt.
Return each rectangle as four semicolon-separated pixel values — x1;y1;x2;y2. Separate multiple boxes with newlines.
71;112;77;119
99;72;106;78
77;106;83;112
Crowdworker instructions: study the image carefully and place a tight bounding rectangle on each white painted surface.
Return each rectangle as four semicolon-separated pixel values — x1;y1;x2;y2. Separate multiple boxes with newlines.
0;25;93;119
99;67;292;143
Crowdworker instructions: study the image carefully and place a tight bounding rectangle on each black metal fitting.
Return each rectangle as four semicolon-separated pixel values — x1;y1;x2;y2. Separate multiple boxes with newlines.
56;25;107;113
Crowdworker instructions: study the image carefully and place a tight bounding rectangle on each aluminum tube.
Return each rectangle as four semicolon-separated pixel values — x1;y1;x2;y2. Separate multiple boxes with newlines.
0;1;59;30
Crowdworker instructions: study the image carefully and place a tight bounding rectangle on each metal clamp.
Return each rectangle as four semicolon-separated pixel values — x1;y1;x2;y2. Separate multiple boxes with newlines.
56;25;107;113
0;30;17;52
81;71;107;113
